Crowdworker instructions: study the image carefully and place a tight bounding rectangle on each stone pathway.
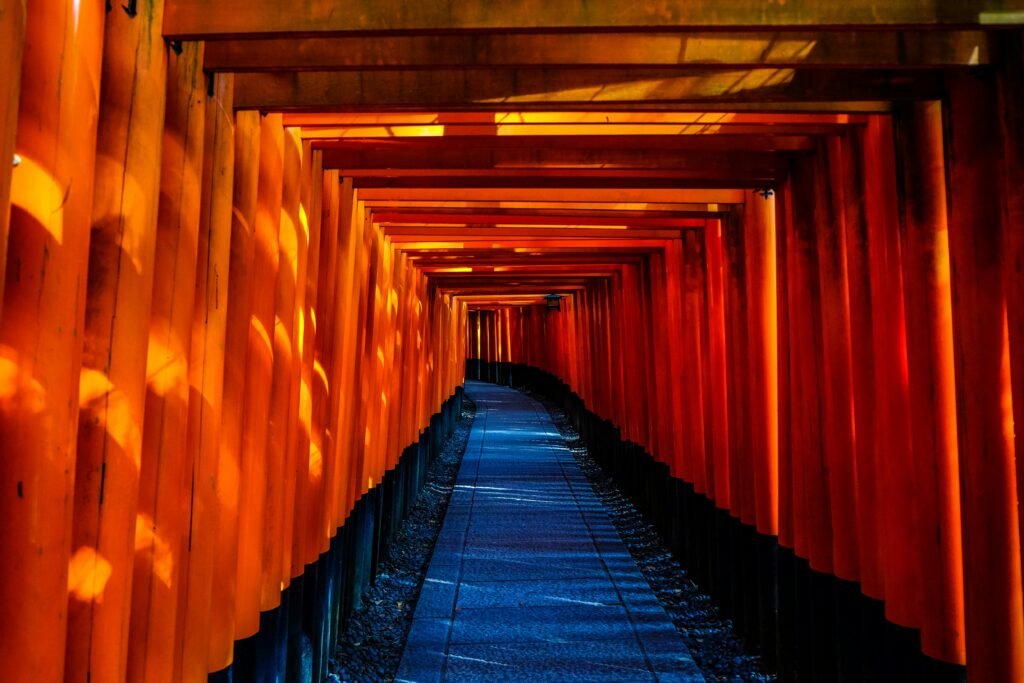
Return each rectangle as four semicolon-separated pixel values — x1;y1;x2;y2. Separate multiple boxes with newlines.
396;381;704;682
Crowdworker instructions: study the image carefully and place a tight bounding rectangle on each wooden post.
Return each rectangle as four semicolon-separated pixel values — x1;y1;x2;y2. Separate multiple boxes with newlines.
220;109;261;640
704;218;731;512
127;41;204;683
67;1;167;679
840;127;884;600
892;100;964;660
723;208;754;526
817;137;860;582
0;0;26;317
0;1;105;679
945;72;1022;679
996;34;1024;636
786;155;832;575
235;113;282;630
194;73;237;675
743;194;779;537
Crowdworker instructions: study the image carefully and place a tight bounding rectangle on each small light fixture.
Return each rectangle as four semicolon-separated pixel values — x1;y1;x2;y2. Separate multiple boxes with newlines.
13;153;21;168
544;293;562;312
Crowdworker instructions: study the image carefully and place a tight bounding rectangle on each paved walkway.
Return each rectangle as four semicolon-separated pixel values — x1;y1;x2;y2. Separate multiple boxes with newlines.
397;381;704;682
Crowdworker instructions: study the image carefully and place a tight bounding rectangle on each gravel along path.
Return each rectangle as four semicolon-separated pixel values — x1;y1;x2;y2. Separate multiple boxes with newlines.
330;398;477;683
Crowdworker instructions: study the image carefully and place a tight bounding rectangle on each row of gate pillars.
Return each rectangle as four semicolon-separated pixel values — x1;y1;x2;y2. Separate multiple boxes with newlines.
210;388;464;683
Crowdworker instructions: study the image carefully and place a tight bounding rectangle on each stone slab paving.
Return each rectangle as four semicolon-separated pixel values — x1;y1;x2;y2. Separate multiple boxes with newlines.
396;381;704;682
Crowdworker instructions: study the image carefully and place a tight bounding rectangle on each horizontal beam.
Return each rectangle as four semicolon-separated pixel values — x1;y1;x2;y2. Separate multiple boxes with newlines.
164;0;1024;37
233;68;941;110
205;30;990;71
356;187;746;203
354;177;776;190
372;212;705;227
298;122;852;138
360;199;728;214
394;237;668;249
384;227;683;240
411;254;660;265
314;134;814;151
284;112;868;126
346;170;779;185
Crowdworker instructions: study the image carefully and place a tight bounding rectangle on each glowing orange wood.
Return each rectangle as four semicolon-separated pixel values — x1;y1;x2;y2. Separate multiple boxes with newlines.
0;1;104;679
946;72;1023;679
891;102;964;654
129;41;205;683
67;2;167;679
293;143;323;572
164;0;1010;37
193;73;237;675
236;113;281;620
221;110;262;640
742;196;779;536
260;122;299;610
0;0;25;318
205;30;989;72
815;138;860;582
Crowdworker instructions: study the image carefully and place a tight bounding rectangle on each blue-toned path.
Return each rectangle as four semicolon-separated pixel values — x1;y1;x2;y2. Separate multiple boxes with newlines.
396;381;704;682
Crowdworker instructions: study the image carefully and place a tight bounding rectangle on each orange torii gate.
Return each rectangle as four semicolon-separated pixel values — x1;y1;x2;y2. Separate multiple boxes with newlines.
0;1;1023;682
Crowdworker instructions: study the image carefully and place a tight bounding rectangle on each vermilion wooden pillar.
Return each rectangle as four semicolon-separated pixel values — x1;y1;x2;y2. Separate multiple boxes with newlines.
690;231;717;498
331;178;360;528
646;253;669;460
773;181;794;551
860;115;914;619
293;145;323;570
840;128;884;601
278;134;312;582
681;231;708;496
743;195;779;537
945;72;1023;681
817;138;860;583
261;127;302;611
180;74;236;681
703;219;731;512
238;112;283;624
662;241;688;478
200;76;241;674
892;101;965;663
997;34;1024;628
0;1;104;680
309;169;335;545
722;208;754;526
67;2;167;679
786;155;832;576
0;0;25;316
129;40;205;683
220;110;261;641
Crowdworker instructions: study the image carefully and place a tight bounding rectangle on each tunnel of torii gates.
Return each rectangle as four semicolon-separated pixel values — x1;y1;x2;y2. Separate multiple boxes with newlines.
2;1;1024;682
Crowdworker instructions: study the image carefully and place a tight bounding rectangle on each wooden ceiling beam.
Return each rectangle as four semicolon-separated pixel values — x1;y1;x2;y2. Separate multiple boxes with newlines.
359;199;728;214
164;0;1023;38
233;68;941;110
314;134;814;151
353;176;777;190
356;187;746;203
204;30;990;71
372;212;705;227
284;112;869;126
